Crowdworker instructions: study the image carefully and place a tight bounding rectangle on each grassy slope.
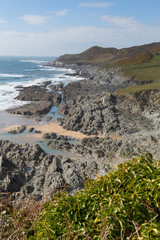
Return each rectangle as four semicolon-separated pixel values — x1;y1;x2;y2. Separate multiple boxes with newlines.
124;54;160;82
118;54;160;94
29;155;160;240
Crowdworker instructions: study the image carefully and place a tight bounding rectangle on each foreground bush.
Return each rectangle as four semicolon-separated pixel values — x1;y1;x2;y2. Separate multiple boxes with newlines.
29;154;160;239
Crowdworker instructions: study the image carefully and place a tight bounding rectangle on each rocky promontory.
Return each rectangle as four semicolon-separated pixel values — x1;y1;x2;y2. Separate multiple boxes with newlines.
7;82;62;117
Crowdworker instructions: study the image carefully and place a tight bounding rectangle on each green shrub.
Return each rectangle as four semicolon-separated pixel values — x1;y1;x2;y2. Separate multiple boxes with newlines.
30;154;160;239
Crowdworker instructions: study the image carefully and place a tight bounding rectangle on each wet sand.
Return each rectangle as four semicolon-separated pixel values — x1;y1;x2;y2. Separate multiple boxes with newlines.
0;111;42;143
3;122;105;140
0;111;37;131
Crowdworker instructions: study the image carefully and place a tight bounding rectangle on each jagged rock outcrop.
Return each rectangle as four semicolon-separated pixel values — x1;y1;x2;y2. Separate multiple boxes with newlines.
58;89;160;136
0;140;110;200
7;82;62;117
8;101;53;116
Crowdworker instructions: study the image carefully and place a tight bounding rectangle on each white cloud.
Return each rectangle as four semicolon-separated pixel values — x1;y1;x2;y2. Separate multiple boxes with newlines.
55;9;69;16
78;2;112;8
22;15;51;25
0;19;6;23
1;21;160;56
101;15;141;30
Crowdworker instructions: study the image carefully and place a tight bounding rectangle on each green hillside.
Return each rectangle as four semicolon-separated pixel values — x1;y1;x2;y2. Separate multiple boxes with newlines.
57;42;160;66
56;42;160;94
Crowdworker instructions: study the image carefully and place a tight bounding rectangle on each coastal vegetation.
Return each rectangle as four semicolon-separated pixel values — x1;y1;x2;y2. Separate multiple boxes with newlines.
1;154;160;239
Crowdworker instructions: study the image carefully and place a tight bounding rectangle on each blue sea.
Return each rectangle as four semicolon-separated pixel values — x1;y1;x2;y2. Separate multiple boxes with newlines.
0;56;82;111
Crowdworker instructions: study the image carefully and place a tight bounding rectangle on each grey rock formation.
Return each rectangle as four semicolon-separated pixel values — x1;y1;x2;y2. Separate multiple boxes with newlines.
8;101;53;116
7;82;62;117
0;140;110;200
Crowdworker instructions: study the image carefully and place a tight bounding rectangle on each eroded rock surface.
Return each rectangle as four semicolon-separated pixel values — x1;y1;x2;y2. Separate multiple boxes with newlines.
7;82;62;117
0;140;110;200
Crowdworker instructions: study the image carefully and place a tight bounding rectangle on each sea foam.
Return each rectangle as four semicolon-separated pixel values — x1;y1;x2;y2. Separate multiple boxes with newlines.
0;74;25;78
0;57;84;111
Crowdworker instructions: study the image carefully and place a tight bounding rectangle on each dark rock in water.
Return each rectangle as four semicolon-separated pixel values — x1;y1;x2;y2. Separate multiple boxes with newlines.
28;127;34;133
14;85;23;89
35;130;42;134
7;81;62;119
46;116;53;122
34;116;42;122
15;85;53;102
8;101;52;116
15;84;62;105
65;72;78;77
8;125;26;134
43;132;57;139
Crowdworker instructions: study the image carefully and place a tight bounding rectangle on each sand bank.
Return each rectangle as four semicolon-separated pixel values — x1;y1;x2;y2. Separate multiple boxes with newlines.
2;122;105;140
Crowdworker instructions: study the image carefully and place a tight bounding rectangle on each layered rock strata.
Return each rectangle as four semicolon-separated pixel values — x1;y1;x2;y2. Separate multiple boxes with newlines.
0;140;110;200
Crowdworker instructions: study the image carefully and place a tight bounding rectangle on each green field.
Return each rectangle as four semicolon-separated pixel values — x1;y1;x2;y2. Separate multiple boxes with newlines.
124;54;160;82
118;54;160;94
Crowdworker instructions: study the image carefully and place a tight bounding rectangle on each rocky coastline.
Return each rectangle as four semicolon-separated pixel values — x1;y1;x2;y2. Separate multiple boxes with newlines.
0;60;160;200
0;139;110;200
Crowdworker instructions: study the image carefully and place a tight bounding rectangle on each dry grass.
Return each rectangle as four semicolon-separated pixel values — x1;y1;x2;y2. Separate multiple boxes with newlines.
0;193;43;240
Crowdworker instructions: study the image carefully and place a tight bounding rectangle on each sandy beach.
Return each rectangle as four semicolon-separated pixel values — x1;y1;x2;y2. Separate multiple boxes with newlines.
2;121;105;140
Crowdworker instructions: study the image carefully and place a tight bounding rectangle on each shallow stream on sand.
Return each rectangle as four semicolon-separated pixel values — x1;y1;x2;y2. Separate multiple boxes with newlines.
0;108;83;157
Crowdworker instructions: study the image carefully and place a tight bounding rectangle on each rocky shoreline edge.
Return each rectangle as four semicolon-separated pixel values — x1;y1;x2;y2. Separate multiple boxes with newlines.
0;60;160;200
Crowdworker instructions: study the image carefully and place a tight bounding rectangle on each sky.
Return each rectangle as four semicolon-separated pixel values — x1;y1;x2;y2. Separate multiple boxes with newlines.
0;0;160;56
